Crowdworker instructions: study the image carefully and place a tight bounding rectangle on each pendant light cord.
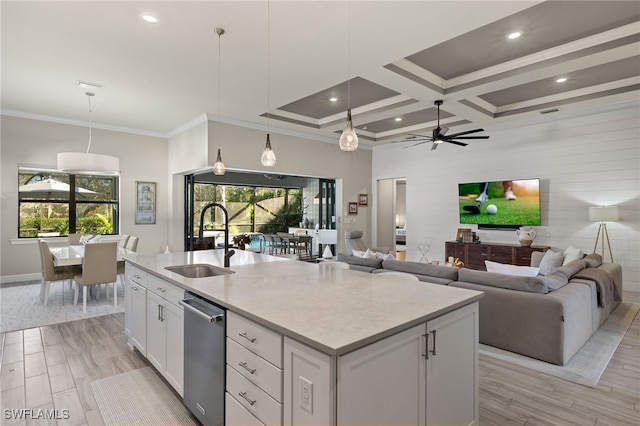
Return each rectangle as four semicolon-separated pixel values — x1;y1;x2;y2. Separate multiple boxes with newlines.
267;0;271;130
347;0;351;111
86;92;94;154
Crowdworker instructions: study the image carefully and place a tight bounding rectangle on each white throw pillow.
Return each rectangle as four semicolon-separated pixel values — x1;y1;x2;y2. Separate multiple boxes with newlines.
485;260;540;277
363;249;376;259
562;245;584;265
538;250;564;275
352;250;365;258
382;253;395;261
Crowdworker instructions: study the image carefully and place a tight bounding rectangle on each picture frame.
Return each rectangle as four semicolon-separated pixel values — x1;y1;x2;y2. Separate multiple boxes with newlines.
348;202;358;215
456;227;472;242
358;193;368;206
135;181;156;224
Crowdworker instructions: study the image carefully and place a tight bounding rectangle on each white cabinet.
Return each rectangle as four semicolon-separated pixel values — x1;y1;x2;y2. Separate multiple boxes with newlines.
337;302;479;426
124;264;147;354
124;262;184;397
146;279;184;397
226;312;283;426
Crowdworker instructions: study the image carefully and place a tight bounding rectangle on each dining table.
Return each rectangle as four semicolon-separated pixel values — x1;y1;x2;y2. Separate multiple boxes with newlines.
51;244;136;267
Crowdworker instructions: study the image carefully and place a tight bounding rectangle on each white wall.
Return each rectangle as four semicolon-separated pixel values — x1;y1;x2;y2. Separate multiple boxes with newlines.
1;116;168;281
372;101;640;292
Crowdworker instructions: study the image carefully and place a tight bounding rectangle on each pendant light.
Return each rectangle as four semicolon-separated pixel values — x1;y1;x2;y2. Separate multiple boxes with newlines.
212;27;226;176
339;1;358;151
57;92;120;175
261;1;276;167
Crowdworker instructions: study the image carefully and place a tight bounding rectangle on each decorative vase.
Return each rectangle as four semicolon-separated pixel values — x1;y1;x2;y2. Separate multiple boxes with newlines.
515;226;536;247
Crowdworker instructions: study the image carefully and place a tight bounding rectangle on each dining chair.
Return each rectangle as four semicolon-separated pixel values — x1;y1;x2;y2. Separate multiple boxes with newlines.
126;236;139;252
73;241;118;313
119;234;130;248
293;235;312;257
68;234;82;245
38;239;80;306
318;261;350;270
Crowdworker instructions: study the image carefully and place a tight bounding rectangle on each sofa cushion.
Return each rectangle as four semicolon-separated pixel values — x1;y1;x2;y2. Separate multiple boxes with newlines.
337;253;383;269
382;259;459;281
458;268;548;294
538;250;564;275
538;271;569;291
530;250;545;267
554;259;587;280
485;260;540;277
583;253;603;268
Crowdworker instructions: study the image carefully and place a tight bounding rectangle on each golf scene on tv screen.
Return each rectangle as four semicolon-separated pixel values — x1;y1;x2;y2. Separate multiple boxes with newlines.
458;178;541;227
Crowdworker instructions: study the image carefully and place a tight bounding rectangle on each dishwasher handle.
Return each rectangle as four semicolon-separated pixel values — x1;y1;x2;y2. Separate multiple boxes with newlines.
179;299;224;323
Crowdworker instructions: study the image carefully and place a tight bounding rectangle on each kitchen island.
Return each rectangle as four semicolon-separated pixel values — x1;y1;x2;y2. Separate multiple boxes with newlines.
124;249;483;425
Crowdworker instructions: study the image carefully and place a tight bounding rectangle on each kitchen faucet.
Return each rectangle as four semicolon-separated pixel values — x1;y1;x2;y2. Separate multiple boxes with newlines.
198;202;235;268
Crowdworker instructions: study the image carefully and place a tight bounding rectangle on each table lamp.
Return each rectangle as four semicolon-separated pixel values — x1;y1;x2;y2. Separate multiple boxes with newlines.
317;229;337;259
589;205;618;262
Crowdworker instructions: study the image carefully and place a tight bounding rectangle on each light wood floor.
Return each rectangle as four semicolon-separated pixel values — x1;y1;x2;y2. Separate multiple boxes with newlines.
1;293;638;425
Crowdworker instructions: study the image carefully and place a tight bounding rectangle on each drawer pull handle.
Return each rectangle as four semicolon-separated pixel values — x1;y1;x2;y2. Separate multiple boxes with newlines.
133;274;141;279
238;332;256;343
238;391;256;406
239;362;256;374
157;287;166;293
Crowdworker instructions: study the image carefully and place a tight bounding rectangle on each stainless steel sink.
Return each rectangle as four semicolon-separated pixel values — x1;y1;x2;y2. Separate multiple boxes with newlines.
165;263;234;278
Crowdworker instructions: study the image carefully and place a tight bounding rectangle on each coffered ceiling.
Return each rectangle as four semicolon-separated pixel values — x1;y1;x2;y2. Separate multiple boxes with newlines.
2;1;639;148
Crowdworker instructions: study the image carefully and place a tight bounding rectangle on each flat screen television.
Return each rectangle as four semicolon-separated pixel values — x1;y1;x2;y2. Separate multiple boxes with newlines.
458;178;541;229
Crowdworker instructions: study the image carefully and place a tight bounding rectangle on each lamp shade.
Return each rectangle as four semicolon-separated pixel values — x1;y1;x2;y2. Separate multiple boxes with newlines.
589;206;619;222
317;229;337;244
57;152;120;176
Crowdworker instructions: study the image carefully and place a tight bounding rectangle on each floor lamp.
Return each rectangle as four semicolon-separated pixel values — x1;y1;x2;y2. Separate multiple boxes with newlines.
317;229;337;260
589;206;618;262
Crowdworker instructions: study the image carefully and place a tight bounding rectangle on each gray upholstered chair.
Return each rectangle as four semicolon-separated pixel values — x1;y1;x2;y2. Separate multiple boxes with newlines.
73;242;118;313
38;239;80;306
125;236;139;252
344;230;389;255
118;234;130;248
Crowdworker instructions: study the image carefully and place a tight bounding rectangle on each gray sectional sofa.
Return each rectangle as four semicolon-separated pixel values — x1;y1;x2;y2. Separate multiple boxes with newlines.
337;252;623;365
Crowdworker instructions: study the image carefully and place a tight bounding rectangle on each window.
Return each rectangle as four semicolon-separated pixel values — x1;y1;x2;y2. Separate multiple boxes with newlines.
18;167;119;238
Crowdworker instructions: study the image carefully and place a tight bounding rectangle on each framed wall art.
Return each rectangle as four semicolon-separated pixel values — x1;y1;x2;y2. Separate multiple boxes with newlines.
348;202;358;215
135;181;156;224
358;193;368;206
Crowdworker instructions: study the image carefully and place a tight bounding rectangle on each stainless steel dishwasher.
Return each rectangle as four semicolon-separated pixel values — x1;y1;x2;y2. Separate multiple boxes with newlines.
179;291;225;426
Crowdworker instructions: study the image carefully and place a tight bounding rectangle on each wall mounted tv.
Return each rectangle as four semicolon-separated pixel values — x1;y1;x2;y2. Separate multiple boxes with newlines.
458;178;541;230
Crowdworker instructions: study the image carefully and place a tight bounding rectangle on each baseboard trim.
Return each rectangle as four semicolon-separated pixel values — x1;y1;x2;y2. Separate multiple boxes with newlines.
1;273;40;284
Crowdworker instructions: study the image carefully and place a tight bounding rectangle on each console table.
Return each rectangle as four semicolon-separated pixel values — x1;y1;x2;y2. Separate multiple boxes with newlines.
445;241;548;271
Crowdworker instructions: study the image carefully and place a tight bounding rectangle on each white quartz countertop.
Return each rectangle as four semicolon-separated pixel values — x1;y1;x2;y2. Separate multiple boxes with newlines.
125;250;483;356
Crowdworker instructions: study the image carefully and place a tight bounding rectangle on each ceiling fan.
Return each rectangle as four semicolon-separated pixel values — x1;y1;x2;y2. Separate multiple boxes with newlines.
395;100;489;150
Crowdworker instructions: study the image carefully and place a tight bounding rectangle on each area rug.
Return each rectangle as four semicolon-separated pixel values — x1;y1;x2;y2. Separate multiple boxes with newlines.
480;301;639;388
91;367;197;425
0;280;124;333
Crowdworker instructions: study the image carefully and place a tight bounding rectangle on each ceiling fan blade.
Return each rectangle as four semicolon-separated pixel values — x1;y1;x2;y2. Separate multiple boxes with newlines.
403;140;429;149
446;135;489;140
431;142;438;151
440;126;449;135
446;140;468;147
407;133;430;138
445;128;485;138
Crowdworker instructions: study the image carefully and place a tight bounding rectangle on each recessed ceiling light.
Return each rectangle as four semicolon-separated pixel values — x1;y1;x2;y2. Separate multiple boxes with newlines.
507;31;522;39
142;14;158;24
556;77;568;83
329;97;338;102
394;117;402;122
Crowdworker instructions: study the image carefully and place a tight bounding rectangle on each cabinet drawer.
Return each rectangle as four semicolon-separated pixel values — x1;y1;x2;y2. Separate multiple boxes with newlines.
227;338;282;402
489;246;513;264
126;263;147;286
147;273;183;307
226;392;266;426
227;365;282;426
228;312;282;368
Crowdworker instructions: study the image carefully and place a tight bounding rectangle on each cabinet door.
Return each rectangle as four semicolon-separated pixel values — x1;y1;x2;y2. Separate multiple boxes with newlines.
146;291;166;372
163;301;184;397
129;283;147;355
425;302;479;426
338;324;426;425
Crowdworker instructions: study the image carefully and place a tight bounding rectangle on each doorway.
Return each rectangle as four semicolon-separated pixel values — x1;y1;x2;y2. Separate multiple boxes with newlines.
376;178;406;259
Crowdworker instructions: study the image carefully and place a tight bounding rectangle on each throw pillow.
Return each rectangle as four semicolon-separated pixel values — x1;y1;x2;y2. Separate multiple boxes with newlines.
583;253;603;268
352;250;365;258
363;249;376;259
382;252;395;261
485;260;540;277
538;250;564;276
562;245;584;265
530;251;545;267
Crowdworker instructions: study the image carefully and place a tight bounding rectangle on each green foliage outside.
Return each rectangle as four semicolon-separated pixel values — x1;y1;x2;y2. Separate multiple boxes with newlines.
19;214;113;237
